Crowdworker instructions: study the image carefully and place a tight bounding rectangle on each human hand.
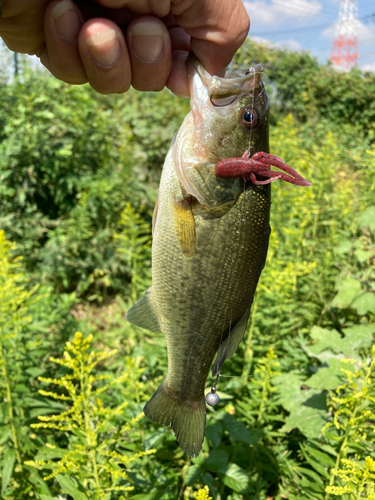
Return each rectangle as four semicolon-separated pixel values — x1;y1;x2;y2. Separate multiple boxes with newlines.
0;0;250;96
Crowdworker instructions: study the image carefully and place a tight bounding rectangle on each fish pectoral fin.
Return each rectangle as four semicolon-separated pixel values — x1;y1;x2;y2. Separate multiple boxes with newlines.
212;309;251;377
126;287;161;332
173;198;196;258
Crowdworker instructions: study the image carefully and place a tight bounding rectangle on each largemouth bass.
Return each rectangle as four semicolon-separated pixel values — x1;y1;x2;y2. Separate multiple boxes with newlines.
127;58;308;457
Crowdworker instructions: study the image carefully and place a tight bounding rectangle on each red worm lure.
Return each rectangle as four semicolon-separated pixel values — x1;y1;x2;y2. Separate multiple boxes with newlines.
215;151;312;187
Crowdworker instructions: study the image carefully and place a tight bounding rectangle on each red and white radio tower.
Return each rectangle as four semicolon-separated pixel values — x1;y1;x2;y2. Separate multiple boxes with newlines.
330;0;359;70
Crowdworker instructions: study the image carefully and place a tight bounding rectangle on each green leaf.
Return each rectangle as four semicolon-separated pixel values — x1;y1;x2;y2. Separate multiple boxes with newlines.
185;465;202;486
205;421;223;448
24;465;51;495
1;448;16;496
39;496;58;500
357;205;375;233
281;404;328;439
333;240;352;254
305;360;344;390
354;249;372;262
201;472;215;495
351;292;375;315
56;474;89;500
128;492;166;500
331;277;361;309
205;450;229;472
192;451;206;467
25;367;45;378
275;373;328;438
341;324;375;355
0;426;11;446
218;463;250;493
304;327;343;361
300;445;331;479
222;413;253;444
303;445;335;467
294;466;324;484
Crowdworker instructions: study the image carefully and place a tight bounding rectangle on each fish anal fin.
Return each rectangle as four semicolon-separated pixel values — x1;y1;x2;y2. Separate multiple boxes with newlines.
212;309;250;377
126;287;161;333
144;380;206;458
173;198;196;258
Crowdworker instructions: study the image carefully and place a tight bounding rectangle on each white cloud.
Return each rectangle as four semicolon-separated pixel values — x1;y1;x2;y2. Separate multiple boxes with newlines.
361;61;375;73
272;0;321;18
250;35;304;52
277;39;304;51
243;0;322;28
250;35;274;46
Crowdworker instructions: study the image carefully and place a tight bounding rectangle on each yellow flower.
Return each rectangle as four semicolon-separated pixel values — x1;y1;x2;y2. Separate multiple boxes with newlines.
193;485;212;500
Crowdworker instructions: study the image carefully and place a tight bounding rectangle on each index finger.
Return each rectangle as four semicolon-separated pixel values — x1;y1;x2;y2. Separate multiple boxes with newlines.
174;0;250;76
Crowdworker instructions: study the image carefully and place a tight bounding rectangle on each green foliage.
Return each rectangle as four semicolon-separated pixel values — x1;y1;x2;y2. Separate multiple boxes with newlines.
323;348;375;499
0;68;187;298
114;203;152;303
325;456;375;499
26;332;155;499
0;230;77;498
1;42;375;499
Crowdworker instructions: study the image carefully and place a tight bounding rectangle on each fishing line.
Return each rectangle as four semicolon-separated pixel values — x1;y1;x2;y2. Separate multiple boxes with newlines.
206;66;262;406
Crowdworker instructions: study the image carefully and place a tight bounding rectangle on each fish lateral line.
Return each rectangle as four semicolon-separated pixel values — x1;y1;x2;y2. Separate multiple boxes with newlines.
215;150;312;187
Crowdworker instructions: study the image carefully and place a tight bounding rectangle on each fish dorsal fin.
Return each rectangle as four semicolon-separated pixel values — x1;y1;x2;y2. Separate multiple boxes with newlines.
212;309;250;377
126;287;161;333
173;199;196;258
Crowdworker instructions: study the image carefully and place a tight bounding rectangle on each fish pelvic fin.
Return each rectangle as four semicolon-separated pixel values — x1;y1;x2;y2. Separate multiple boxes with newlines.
144;380;206;458
126;287;161;333
212;309;250;377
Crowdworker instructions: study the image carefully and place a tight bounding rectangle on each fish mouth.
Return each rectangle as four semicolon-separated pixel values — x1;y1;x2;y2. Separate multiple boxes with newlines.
204;64;265;108
188;54;265;108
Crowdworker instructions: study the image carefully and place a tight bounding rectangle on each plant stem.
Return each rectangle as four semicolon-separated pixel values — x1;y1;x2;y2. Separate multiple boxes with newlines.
80;358;101;495
0;333;23;469
356;474;366;500
257;356;272;423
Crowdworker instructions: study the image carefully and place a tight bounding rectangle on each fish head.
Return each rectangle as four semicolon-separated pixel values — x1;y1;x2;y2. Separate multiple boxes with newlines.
173;57;270;207
189;58;270;162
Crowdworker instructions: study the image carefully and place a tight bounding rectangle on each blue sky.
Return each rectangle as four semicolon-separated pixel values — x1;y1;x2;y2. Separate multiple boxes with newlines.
243;0;375;71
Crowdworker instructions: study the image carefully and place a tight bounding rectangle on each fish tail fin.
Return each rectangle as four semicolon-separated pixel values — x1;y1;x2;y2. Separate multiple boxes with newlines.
144;380;206;458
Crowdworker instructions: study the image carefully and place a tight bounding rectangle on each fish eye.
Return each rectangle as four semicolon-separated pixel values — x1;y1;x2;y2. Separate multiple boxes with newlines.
241;108;259;129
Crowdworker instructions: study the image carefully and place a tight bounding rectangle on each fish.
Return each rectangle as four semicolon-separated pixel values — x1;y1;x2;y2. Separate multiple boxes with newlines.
126;56;310;457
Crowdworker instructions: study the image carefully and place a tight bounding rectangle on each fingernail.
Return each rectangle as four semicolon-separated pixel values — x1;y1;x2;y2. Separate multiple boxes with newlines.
52;0;80;43
86;27;120;67
130;22;164;63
